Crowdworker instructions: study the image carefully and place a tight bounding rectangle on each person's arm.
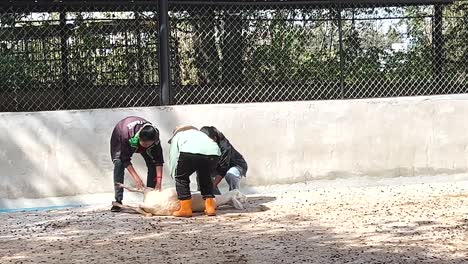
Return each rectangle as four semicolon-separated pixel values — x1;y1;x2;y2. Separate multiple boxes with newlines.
120;135;144;189
169;135;180;178
153;143;164;191
217;140;233;176
126;164;144;189
213;174;223;188
156;166;163;191
212;141;232;188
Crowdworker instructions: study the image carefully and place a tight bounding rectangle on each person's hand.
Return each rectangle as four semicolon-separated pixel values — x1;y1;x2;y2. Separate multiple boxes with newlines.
156;182;162;192
134;177;145;190
126;165;145;190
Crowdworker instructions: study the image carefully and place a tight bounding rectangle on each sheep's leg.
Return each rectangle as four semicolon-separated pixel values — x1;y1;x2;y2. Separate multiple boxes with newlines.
112;201;139;212
214;194;230;207
111;201;152;217
139;204;172;216
116;183;153;193
215;190;246;210
230;196;245;210
135;207;153;217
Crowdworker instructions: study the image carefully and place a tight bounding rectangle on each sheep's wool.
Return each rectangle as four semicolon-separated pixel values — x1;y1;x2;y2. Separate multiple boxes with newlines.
139;188;180;216
137;188;247;216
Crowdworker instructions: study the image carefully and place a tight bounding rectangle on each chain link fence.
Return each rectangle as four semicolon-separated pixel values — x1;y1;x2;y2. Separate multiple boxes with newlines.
1;0;467;111
0;2;160;111
171;0;468;104
170;3;343;104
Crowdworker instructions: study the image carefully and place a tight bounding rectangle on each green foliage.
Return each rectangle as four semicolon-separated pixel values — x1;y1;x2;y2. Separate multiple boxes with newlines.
1;2;467;92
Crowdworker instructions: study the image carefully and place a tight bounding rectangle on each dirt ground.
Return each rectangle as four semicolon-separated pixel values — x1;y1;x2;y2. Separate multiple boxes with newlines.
1;179;467;264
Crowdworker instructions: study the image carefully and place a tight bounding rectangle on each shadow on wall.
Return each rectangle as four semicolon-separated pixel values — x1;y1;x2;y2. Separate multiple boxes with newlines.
0;107;182;203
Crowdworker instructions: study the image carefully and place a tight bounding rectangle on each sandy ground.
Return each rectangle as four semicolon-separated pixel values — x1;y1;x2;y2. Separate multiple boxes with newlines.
1;179;467;264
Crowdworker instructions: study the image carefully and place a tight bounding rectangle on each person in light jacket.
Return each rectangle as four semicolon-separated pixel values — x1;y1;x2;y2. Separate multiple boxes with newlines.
168;125;220;217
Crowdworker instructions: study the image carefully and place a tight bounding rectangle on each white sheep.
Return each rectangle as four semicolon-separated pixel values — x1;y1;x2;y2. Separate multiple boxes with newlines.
112;183;247;216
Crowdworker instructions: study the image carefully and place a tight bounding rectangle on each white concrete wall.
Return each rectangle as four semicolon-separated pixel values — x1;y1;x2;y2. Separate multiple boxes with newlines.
1;95;468;203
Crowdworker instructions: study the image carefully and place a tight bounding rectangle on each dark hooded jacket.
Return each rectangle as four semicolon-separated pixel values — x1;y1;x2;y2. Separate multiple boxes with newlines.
216;133;248;177
110;116;164;168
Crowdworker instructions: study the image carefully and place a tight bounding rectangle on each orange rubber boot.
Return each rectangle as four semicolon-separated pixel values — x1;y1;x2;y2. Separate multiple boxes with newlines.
204;198;216;216
173;199;192;217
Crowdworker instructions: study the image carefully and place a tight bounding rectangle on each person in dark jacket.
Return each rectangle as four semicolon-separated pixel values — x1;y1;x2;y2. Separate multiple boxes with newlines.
200;126;248;195
110;116;164;212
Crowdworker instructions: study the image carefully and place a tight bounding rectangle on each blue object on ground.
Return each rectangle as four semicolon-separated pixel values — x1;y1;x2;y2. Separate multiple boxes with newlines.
0;204;83;213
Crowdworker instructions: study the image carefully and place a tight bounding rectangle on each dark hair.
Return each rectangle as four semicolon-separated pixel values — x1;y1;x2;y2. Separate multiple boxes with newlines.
139;125;159;142
200;126;224;143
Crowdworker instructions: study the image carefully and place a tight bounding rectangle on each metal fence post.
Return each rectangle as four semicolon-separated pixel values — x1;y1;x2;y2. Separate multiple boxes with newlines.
433;4;444;82
159;0;172;105
337;5;345;99
60;11;69;108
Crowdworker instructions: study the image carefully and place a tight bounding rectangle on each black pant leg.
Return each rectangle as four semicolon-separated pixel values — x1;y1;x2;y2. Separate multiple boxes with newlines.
113;159;125;202
141;152;156;188
175;153;196;200
196;155;219;199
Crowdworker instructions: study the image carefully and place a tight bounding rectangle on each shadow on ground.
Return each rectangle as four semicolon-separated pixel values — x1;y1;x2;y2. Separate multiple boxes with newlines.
0;194;467;264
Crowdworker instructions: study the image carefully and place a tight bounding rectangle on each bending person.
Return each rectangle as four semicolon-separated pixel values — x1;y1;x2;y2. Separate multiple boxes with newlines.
200;126;248;195
168;125;221;217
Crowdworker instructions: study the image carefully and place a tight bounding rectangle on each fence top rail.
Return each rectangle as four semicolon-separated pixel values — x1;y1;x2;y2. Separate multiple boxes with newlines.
0;0;456;13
